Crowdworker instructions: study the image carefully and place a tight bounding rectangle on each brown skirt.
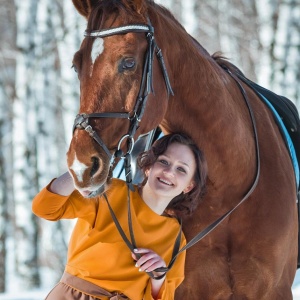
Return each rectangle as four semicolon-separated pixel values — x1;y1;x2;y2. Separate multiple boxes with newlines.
45;272;129;300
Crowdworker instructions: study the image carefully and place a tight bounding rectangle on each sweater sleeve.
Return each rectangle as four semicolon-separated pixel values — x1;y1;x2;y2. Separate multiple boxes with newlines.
32;180;97;221
143;237;186;300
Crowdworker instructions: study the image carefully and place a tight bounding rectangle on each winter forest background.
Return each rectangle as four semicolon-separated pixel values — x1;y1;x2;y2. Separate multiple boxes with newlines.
0;0;300;298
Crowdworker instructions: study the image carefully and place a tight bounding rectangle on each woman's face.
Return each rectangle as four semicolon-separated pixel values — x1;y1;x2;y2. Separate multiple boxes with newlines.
145;142;196;200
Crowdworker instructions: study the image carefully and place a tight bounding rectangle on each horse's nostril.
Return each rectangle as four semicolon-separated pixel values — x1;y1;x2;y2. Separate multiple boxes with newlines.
90;156;100;177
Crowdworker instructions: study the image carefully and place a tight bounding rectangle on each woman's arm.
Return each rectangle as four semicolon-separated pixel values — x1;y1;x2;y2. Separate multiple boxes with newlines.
32;172;92;221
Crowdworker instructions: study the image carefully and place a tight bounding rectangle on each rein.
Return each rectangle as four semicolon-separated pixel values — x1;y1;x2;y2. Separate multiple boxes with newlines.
103;65;261;279
72;21;174;280
72;20;261;279
154;66;261;271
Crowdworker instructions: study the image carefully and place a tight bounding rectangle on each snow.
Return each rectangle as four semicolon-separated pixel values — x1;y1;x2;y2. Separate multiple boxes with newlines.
1;269;300;299
0;290;47;300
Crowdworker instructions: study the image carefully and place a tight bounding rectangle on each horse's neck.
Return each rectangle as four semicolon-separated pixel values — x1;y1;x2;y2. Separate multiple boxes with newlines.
162;69;256;198
151;10;256;196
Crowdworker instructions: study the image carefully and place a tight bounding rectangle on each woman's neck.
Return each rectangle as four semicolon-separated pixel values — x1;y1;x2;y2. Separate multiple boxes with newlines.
139;185;171;216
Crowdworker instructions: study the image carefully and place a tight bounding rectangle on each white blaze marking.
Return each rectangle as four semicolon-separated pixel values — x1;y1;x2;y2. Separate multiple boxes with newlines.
70;155;88;182
91;38;104;65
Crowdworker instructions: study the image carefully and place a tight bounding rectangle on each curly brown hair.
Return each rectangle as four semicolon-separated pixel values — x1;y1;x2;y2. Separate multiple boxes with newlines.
137;133;207;218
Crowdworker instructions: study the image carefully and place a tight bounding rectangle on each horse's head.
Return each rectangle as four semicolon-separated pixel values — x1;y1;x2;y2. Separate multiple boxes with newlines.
67;0;172;197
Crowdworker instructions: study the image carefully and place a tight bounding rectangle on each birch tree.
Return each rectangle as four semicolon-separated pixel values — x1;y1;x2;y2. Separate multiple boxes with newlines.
13;0;82;290
13;0;43;288
191;0;262;80
266;0;300;108
0;0;17;292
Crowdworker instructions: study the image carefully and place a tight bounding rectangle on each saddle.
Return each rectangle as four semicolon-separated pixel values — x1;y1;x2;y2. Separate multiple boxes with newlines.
237;74;300;174
235;73;300;268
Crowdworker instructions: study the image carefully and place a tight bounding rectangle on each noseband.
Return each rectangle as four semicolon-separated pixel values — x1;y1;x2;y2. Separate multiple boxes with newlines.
73;22;174;167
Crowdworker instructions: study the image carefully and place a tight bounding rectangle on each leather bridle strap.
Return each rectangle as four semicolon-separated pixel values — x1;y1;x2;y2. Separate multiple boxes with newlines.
73;22;173;167
73;113;130;164
103;190;181;280
85;24;154;37
158;66;261;272
105;65;261;278
74;22;260;278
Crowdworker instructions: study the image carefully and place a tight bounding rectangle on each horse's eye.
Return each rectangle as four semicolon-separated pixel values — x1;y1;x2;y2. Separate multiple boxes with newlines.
120;58;136;71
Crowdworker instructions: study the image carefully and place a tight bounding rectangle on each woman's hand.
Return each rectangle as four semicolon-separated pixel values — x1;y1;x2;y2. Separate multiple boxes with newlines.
132;248;166;299
49;172;75;196
132;248;166;277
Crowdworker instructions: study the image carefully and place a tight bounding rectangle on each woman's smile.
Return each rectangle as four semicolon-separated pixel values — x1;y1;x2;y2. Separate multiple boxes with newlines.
157;177;174;186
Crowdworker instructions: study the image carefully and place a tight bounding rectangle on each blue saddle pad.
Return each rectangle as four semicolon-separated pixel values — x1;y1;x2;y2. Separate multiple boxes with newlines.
236;74;300;192
258;92;299;188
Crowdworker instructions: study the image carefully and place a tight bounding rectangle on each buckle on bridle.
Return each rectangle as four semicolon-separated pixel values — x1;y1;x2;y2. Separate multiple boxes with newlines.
115;134;135;158
74;113;88;128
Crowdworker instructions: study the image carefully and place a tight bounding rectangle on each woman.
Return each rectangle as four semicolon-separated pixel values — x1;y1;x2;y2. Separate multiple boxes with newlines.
32;133;207;300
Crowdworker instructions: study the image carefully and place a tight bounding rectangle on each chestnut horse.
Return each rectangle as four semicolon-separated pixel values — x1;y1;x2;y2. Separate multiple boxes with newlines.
67;0;298;298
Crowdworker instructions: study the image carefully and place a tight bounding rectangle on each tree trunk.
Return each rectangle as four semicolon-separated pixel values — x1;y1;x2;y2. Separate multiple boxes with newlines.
13;0;83;289
0;0;17;292
14;0;41;288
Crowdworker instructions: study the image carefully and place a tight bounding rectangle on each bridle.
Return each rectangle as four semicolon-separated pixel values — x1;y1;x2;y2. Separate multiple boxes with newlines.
73;22;174;171
71;20;261;280
72;21;175;280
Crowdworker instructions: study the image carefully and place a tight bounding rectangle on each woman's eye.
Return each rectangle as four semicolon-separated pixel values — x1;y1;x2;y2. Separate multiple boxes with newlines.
159;159;168;165
177;167;186;173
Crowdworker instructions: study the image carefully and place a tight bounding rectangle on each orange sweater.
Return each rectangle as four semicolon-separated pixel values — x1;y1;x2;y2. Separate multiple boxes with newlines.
32;178;186;300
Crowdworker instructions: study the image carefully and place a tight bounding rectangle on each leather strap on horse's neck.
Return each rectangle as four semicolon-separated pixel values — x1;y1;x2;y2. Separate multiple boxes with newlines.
76;19;260;278
104;66;261;279
103;190;179;280
170;66;261;258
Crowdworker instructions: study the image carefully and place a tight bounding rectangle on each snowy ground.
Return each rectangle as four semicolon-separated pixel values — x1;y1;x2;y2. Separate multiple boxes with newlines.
1;269;300;299
0;290;47;300
293;269;300;299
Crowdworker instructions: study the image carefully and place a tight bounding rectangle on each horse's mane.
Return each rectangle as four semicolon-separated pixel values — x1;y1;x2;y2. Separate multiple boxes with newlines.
87;0;186;33
212;52;245;76
87;0;155;31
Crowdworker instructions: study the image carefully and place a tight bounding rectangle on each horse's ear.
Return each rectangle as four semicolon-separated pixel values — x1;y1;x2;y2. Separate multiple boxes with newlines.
72;0;99;18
